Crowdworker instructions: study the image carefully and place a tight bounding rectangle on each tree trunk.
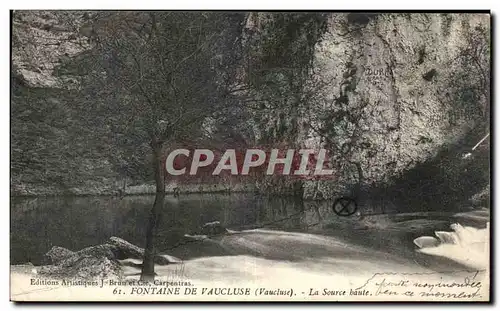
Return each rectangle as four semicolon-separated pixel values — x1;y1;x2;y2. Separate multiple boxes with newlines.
151;138;166;194
140;192;165;281
141;138;166;281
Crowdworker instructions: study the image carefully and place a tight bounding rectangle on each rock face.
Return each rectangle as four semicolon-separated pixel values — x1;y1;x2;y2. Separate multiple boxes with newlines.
12;11;92;88
11;12;490;200
242;13;490;199
310;14;488;191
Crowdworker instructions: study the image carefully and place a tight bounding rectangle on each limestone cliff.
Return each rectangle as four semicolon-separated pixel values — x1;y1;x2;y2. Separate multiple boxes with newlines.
242;12;490;201
11;12;490;204
12;10;92;88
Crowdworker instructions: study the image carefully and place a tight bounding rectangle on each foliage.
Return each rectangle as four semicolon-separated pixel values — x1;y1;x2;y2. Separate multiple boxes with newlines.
78;12;243;144
445;24;490;125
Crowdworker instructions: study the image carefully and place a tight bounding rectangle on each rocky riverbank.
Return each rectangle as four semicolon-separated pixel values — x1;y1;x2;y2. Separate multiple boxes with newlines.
11;237;181;280
10;182;258;197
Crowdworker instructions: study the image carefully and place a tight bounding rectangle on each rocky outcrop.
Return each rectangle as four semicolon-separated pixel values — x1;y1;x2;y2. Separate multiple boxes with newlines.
242;13;490;200
12;11;92;88
310;14;488;190
21;237;180;280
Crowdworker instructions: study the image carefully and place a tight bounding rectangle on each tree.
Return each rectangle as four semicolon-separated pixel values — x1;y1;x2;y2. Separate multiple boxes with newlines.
444;24;490;126
74;11;244;193
69;11;244;280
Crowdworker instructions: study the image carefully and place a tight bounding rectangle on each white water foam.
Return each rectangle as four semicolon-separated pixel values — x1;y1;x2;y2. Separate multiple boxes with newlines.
414;222;489;270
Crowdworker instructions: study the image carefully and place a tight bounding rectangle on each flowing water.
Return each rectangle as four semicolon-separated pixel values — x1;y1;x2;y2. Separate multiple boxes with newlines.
11;193;490;285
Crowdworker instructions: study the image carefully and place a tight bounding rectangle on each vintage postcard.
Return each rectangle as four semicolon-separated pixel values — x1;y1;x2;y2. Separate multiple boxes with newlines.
10;11;491;302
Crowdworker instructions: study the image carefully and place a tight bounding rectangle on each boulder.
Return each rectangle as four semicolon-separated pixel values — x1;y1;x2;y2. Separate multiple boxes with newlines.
42;246;75;265
39;245;122;280
108;236;176;265
77;243;118;261
39;255;122;279
35;237;179;280
108;237;143;259
201;221;228;236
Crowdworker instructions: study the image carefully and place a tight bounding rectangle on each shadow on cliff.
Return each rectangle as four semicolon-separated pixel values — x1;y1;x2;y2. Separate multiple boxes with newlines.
362;127;490;214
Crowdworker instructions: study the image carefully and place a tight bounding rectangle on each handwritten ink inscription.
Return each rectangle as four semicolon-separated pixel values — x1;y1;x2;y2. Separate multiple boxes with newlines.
355;270;486;300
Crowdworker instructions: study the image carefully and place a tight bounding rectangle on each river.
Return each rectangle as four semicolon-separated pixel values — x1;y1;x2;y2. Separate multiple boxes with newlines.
10;193;488;268
10;193;490;301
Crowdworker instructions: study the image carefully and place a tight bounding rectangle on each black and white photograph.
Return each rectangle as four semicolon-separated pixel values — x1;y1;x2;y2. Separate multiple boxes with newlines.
9;10;491;302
